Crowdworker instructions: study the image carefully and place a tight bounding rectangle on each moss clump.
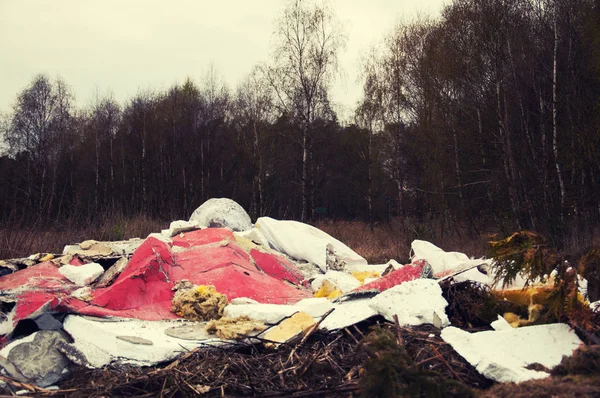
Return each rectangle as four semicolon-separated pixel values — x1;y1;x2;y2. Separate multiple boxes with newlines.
358;327;473;398
442;281;527;328
552;345;600;376
579;248;600;302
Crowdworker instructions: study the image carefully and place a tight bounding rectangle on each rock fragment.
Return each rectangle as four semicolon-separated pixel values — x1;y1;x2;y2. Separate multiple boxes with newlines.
3;331;72;388
189;198;252;232
58;263;104;286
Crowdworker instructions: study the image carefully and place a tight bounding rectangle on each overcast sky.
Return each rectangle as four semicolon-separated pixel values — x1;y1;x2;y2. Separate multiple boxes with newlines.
0;0;448;122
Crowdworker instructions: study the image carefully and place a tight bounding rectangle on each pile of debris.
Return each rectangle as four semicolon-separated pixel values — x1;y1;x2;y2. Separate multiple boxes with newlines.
0;198;598;396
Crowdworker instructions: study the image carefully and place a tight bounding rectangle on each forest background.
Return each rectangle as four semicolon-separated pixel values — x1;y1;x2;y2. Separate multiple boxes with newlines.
1;0;599;262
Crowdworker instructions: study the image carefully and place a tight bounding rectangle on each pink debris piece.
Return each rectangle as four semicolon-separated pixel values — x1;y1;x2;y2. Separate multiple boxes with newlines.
69;256;85;266
173;243;258;275
171;228;234;249
90;237;175;312
250;249;305;286
1;229;313;336
353;262;425;293
0;262;72;294
185;265;311;304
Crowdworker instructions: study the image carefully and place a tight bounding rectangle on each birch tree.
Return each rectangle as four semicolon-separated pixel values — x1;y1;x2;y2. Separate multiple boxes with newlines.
268;0;345;221
356;48;385;231
235;66;274;217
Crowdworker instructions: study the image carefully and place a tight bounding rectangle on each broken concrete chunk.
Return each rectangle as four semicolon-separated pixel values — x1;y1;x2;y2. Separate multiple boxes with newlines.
319;299;379;331
59;263;104;286
105;239;145;256
411;239;493;281
63;316;230;368
223;300;332;325
51;254;74;266
189;198;252;232
224;304;297;324
84;242;113;256
168;220;200;237
94;257;128;288
369;279;450;327
441;323;582;383
326;243;346;271
292;261;323;281
294;298;334;315
63;242;113;257
311;271;361;294
0;260;18;277
63;238;144;258
72;287;93;302
234;228;269;247
0;257;36;272
314;280;343;300
79;240;95;250
491;314;512;331
55;339;93;368
263;312;315;347
4;330;72;388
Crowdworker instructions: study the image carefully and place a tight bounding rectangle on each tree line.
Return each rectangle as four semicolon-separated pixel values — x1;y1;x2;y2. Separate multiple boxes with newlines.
1;0;599;246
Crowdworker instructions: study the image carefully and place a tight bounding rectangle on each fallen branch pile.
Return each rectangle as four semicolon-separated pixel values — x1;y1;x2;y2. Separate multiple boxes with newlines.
41;319;491;397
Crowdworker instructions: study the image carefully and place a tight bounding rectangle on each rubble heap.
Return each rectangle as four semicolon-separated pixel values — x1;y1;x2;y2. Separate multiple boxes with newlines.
0;198;598;396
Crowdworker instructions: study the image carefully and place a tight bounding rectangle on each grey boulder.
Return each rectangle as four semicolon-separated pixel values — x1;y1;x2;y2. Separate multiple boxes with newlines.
5;330;72;387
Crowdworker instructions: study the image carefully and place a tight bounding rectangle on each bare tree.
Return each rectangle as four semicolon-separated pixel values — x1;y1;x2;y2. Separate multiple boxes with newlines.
89;93;120;210
267;0;346;221
356;47;385;231
235;66;274;217
198;65;230;201
5;74;70;214
0;112;9;156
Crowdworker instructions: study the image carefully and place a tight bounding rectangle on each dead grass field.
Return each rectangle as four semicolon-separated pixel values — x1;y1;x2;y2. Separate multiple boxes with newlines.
0;215;489;264
314;219;488;264
0;215;165;260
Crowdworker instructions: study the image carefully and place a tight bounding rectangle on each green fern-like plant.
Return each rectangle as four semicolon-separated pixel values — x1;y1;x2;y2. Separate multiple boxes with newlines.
488;231;560;288
358;328;473;398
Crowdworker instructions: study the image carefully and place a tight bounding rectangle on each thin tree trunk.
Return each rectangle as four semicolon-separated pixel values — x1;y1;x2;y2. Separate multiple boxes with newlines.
141;113;147;212
253;121;264;217
453;131;464;215
368;125;373;232
182;167;187;215
497;81;521;228
201;139;205;202
95;126;100;211
46;162;57;218
110;134;114;208
301;127;308;222
552;14;566;216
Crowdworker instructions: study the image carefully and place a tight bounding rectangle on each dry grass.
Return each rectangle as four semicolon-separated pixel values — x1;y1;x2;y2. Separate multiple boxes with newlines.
314;219;488;264
0;216;490;263
0;214;166;260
